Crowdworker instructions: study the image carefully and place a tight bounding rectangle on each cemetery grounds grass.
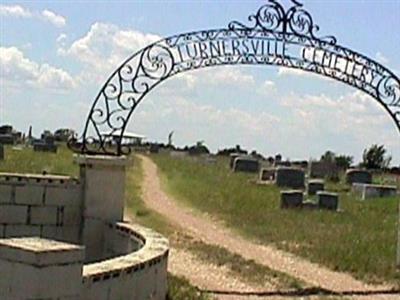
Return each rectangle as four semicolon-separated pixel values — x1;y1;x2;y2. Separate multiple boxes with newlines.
0;145;208;300
151;153;400;287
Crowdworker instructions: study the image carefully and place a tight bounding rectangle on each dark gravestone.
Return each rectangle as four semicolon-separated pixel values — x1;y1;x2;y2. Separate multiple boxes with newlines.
280;190;303;209
259;168;276;181
307;179;324;195
317;191;339;211
345;169;372;185
33;136;57;153
275;167;305;189
233;157;259;173
309;161;339;180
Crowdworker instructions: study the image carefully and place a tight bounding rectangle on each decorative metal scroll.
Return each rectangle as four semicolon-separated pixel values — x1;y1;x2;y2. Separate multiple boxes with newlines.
68;0;400;156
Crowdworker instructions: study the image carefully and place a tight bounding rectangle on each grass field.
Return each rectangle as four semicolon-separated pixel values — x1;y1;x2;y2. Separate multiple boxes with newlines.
0;144;78;176
151;153;400;286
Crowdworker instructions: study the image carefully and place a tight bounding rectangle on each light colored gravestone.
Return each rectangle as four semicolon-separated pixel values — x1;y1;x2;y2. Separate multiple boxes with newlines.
230;153;242;169
0;143;3;160
275;167;305;189
360;183;397;200
280;190;303;209
259;168;276;181
317;191;339;211
351;183;365;194
308;179;324;195
309;161;339;180
345;169;372;184
233;157;259;173
0;237;84;299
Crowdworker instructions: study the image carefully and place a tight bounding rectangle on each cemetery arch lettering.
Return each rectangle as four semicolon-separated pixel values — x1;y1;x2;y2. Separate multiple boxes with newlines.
68;0;400;156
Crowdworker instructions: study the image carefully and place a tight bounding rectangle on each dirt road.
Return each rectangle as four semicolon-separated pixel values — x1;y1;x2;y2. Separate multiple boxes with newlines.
138;155;398;299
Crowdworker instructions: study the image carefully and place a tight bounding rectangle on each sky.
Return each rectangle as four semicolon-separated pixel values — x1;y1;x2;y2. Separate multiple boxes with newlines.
1;0;399;165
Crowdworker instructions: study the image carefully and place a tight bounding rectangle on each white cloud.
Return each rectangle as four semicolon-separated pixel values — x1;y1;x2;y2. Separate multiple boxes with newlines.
58;22;160;83
277;67;335;83
0;4;31;18
280;90;396;145
376;52;389;65
129;94;282;149
0;5;66;28
56;33;67;43
257;79;276;96
41;9;66;27
0;46;76;90
58;23;258;89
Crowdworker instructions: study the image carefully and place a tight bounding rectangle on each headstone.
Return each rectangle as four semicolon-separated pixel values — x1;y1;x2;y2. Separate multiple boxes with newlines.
309;161;339;180
233;157;259;173
317;191;339;211
229;153;241;169
353;183;397;200
275;167;305;189
351;183;365;194
33;140;57;153
345;169;372;184
0;144;4;160
280;190;303;209
307;179;324;195
302;200;318;210
259;168;276;181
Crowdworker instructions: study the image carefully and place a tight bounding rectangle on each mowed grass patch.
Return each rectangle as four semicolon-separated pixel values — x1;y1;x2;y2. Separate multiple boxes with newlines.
0;144;78;176
151;154;400;285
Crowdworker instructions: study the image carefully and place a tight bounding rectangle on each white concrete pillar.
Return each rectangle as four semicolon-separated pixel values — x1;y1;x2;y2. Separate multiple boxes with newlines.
75;155;128;262
0;237;84;299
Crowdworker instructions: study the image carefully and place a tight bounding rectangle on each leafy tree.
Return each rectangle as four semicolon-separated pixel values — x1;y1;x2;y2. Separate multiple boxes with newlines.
361;144;392;170
335;155;353;169
185;141;210;155
320;150;336;163
217;145;247;156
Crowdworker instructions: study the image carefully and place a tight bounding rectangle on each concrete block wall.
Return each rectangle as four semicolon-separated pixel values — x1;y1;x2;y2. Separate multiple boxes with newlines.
0;156;170;300
0;173;83;244
0;237;84;300
82;222;169;300
0;223;168;300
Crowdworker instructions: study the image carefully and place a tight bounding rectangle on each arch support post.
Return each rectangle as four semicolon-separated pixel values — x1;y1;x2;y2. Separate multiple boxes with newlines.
74;155;128;262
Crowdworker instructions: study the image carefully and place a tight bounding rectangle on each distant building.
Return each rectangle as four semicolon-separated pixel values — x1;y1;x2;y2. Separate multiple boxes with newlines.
102;130;146;146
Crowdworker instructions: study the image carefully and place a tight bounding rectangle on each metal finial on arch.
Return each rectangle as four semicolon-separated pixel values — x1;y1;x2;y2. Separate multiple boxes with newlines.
68;0;400;156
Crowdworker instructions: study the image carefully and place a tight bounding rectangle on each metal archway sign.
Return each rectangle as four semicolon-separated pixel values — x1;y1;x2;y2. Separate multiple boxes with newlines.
68;0;400;155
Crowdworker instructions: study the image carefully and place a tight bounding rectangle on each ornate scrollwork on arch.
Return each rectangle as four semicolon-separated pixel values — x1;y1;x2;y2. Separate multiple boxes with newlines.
69;0;400;156
228;0;336;45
